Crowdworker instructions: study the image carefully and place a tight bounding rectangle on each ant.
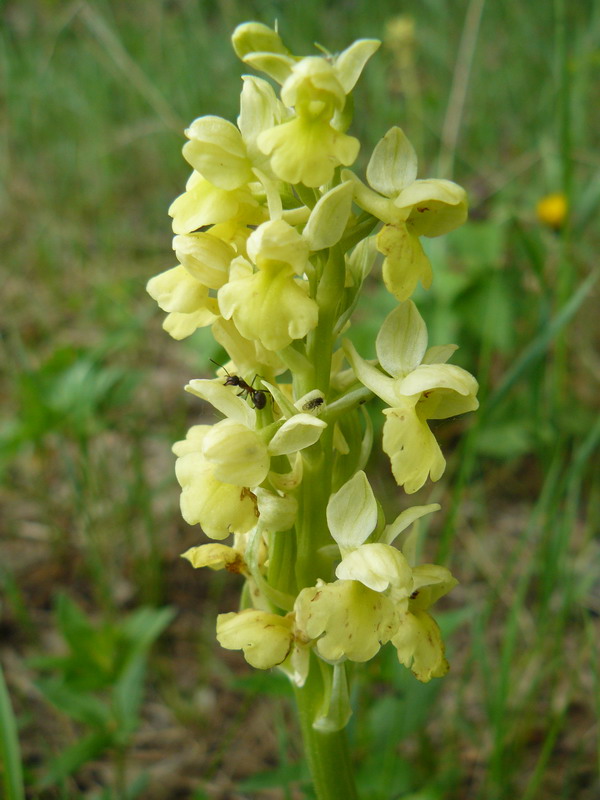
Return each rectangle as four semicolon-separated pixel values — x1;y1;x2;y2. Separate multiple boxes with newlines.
210;359;268;410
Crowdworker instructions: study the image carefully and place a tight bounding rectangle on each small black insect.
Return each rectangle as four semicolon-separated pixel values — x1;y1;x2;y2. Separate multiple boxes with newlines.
210;359;268;410
302;396;324;411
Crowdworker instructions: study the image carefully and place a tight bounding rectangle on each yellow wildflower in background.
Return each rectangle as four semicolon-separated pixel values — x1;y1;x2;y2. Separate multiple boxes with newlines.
536;192;568;230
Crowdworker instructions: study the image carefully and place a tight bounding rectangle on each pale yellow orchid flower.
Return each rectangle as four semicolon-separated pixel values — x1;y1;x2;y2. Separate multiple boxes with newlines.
174;380;326;538
146;265;219;340
392;563;457;682
173;426;260;540
295;579;400;663
168;170;263;236
218;219;318;351
216;609;295;669
344;127;467;300
344;301;478;492
231;24;379;187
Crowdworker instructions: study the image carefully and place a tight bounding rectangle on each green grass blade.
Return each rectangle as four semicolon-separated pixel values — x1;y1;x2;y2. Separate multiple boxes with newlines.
0;661;25;800
484;270;598;416
520;707;566;800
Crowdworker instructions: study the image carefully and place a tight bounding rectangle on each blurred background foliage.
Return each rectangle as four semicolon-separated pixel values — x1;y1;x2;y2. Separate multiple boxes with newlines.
1;0;599;798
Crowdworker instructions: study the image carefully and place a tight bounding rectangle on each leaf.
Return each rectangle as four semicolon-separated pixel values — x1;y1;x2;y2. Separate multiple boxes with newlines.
238;761;307;791
37;731;113;788
113;657;146;736
55;593;95;654
119;606;176;664
50;594;119;690
34;679;111;729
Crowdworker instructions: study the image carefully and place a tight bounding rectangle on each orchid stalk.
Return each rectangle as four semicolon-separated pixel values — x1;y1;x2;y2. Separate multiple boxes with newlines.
148;22;478;800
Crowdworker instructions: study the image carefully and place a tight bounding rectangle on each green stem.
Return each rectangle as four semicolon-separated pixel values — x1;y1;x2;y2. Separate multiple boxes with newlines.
305;247;345;396
268;529;298;598
292;242;360;798
294;659;359;800
295;428;334;589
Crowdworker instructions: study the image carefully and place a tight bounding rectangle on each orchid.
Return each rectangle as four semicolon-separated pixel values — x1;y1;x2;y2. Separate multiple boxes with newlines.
148;21;478;799
345;126;467;300
344;300;478;492
218;219;319;350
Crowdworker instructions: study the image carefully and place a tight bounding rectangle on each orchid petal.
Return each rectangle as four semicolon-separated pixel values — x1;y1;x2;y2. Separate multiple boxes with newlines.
335;543;412;593
342;340;399;406
376;301;428;378
268;414;327;455
382;405;446;493
326;471;377;551
367;127;417;197
185;379;256;427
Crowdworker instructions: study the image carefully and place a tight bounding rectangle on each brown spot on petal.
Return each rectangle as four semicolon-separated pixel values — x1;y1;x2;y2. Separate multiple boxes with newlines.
240;487;260;517
416;207;429;213
225;555;246;575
